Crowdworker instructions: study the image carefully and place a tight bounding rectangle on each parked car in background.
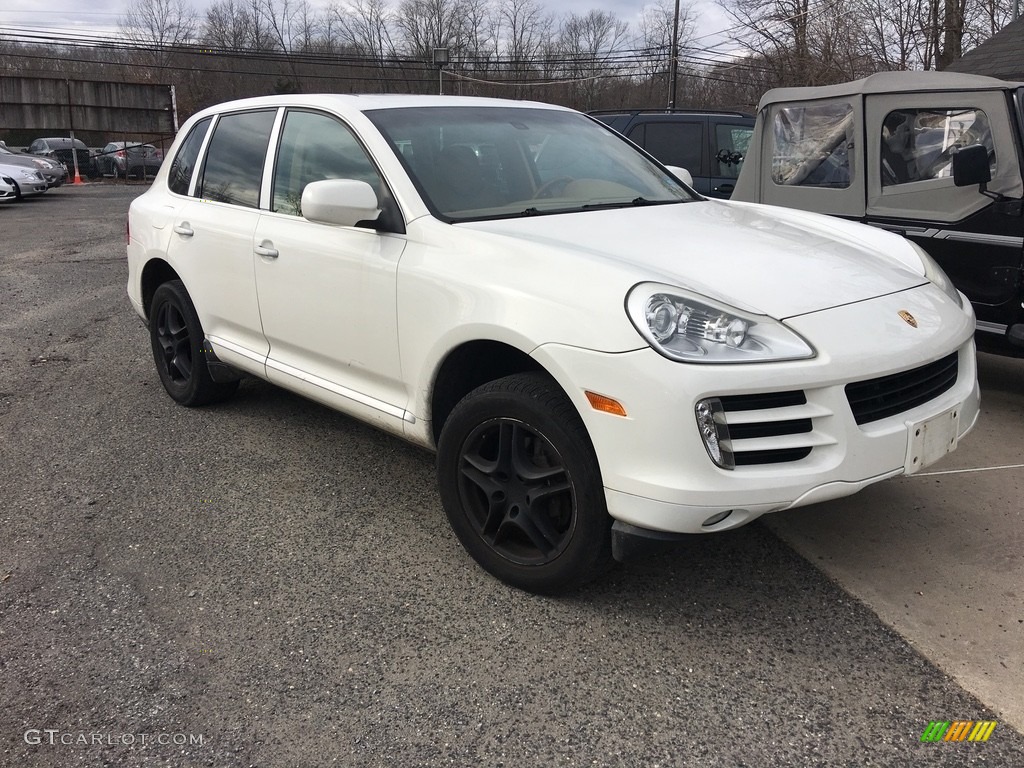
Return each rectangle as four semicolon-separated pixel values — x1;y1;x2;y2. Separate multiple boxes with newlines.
95;142;164;179
0;174;18;203
128;94;979;593
27;137;96;179
0;162;48;199
0;143;66;188
589;109;755;198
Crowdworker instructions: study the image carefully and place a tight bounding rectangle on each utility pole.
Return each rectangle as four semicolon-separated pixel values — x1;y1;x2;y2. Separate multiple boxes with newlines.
668;0;680;110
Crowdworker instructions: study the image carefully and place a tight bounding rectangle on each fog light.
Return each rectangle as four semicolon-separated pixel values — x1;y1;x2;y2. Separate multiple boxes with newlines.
695;397;734;469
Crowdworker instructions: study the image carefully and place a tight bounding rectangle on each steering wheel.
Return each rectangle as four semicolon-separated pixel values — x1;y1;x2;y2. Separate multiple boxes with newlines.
924;145;959;179
533;176;573;199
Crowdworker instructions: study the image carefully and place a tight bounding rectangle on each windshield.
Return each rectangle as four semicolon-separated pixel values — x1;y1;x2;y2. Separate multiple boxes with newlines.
366;106;696;221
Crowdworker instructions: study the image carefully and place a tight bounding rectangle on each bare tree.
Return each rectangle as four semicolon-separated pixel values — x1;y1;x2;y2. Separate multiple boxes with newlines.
855;0;926;70
715;0;818;86
330;0;402;89
393;0;474;59
202;0;277;50
494;0;553;95
203;0;258;48
556;11;630;109
634;0;696;106
120;0;199;67
331;0;396;56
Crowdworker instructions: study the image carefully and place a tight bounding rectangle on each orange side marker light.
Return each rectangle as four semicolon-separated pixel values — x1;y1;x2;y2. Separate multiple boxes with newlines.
585;391;628;417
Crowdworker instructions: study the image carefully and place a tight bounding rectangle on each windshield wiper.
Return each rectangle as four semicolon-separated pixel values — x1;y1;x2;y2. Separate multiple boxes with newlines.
631;196;683;206
579;197;680;210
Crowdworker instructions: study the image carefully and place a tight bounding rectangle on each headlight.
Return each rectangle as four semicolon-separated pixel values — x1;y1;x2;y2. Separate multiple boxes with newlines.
908;241;962;308
626;282;816;363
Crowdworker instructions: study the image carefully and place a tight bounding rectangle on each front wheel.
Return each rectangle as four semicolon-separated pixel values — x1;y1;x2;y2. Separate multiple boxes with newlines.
149;280;238;406
437;373;613;593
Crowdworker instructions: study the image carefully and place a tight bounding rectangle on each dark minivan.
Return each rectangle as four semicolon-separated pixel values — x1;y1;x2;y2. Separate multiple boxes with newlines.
589;109;755;199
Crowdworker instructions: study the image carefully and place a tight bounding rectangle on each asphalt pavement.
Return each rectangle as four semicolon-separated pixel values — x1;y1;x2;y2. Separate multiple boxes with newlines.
1;183;1022;766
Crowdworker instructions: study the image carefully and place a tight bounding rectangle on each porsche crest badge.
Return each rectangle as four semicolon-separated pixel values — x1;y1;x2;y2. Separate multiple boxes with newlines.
898;310;918;328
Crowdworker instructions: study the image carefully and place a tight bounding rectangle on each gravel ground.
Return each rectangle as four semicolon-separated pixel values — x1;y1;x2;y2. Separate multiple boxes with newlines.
1;183;1022;767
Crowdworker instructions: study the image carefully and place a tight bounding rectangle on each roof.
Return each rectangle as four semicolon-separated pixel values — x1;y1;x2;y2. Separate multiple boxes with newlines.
757;70;1022;110
36;137;87;147
191;93;575;120
946;17;1024;81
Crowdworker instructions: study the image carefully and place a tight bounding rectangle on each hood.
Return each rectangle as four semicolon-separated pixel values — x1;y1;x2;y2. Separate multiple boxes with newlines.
0;152;51;171
0;162;44;179
459;199;926;319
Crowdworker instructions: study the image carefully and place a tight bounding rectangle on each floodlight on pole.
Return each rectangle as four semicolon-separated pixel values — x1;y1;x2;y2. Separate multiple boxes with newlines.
433;47;450;96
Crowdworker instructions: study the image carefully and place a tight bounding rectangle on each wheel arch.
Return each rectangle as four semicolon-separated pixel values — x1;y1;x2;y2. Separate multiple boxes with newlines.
429;340;552;446
140;259;182;322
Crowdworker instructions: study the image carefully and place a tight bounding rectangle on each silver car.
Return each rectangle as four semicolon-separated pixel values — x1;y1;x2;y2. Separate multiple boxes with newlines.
0;144;66;188
0;162;48;199
96;142;164;179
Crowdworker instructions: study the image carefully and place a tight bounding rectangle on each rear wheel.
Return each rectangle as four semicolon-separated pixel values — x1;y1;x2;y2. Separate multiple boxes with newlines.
149;280;238;406
437;373;613;593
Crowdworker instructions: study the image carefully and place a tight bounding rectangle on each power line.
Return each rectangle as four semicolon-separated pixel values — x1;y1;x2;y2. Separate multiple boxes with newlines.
0;19;777;95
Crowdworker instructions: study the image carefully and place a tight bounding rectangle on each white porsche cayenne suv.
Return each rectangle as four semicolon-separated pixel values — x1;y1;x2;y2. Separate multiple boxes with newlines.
127;94;980;593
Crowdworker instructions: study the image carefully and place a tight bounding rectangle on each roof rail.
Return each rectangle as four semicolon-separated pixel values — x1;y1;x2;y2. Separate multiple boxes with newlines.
587;107;754;118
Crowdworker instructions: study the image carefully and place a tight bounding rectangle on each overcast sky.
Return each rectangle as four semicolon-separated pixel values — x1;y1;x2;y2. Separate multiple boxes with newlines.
0;0;738;57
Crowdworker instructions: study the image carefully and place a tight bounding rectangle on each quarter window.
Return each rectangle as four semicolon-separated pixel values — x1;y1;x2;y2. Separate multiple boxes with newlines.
880;108;995;187
167;117;211;196
272;110;381;217
198;110;276;208
772;102;854;188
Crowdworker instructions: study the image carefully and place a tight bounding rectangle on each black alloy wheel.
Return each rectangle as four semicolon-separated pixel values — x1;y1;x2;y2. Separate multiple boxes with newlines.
149;280;238;407
438;373;613;593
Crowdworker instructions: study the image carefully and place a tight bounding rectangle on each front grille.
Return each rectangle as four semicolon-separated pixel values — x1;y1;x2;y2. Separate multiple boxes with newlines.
845;352;958;426
717;390;825;466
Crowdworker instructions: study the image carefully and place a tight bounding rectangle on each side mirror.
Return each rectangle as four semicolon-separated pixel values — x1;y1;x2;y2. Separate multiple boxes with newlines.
665;165;694;187
952;144;991;188
301;179;381;227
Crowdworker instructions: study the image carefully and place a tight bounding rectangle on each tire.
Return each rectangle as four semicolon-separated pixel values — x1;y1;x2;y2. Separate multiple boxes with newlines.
437;373;613;593
149;280;238;406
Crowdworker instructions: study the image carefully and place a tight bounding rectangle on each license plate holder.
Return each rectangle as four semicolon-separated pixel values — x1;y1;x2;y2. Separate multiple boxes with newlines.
904;404;961;475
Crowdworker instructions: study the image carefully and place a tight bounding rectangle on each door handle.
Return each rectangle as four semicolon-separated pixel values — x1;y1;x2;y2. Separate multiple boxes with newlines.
714;183;735;194
173;223;194;237
255;243;279;259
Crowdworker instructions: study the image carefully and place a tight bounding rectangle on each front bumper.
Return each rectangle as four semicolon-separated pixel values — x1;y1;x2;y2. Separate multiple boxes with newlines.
18;179;48;196
533;284;979;534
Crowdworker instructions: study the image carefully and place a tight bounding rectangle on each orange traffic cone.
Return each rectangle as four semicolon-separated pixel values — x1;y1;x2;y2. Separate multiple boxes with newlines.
73;167;83;185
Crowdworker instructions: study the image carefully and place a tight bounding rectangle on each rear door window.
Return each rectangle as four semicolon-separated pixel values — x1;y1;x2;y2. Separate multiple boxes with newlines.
198;110;276;208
